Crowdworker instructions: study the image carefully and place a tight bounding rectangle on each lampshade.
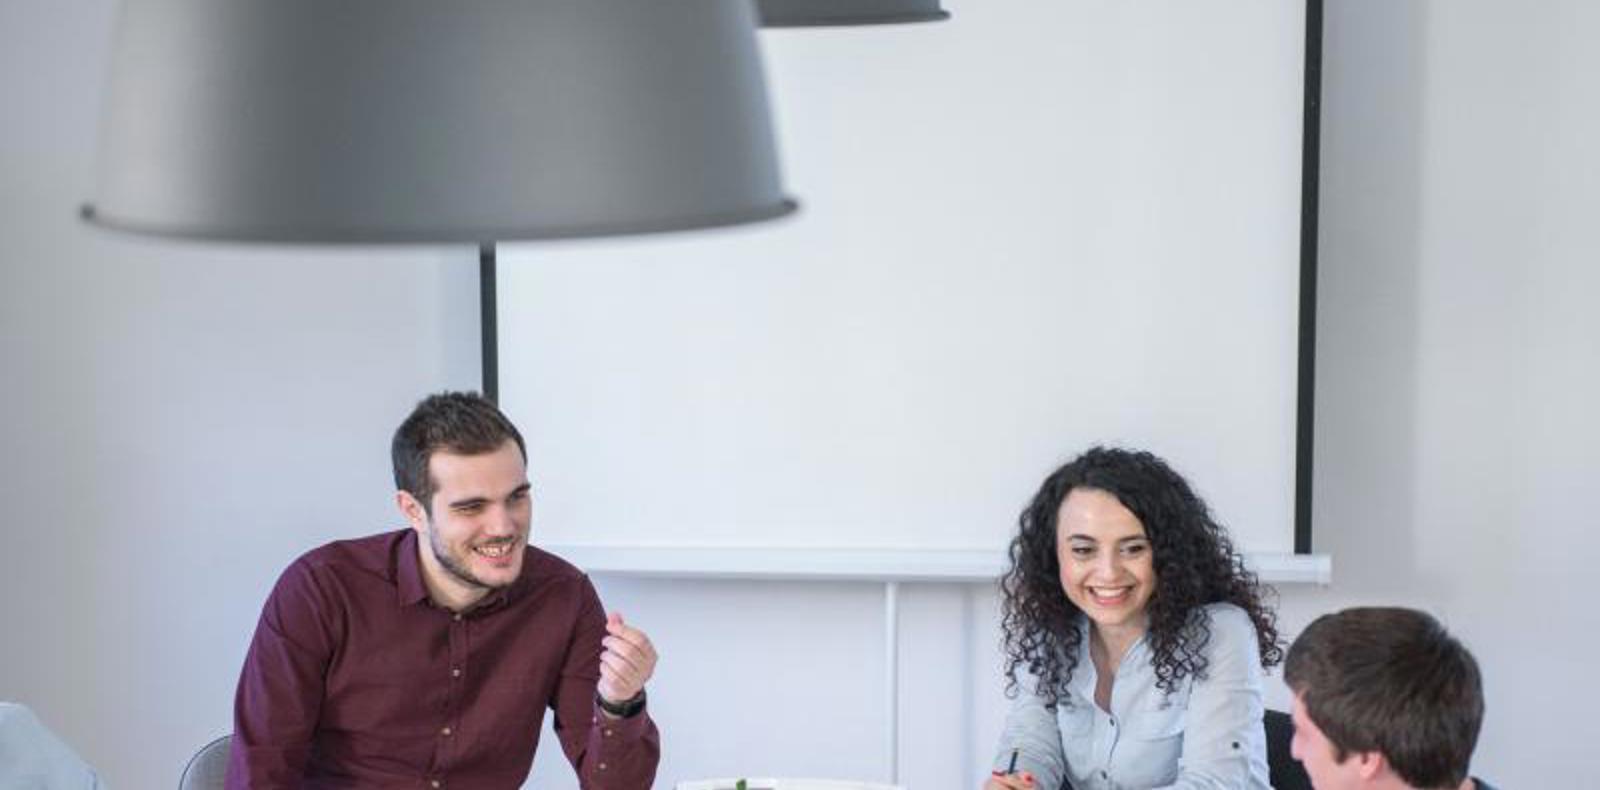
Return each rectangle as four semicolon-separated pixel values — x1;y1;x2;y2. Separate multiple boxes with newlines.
83;0;796;242
758;0;950;27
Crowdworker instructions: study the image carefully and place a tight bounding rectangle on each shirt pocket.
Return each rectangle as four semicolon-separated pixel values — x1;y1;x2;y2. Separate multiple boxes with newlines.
1129;697;1188;741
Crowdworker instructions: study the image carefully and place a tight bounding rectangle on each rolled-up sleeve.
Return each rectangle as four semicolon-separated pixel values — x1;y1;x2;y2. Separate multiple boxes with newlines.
1158;605;1270;790
552;575;660;789
992;668;1068;790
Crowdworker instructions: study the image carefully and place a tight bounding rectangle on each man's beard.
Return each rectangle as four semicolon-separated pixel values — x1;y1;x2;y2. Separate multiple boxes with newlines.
428;528;515;591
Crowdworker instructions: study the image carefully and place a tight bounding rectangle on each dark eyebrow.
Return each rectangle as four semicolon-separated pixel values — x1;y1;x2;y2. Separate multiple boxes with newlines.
446;483;530;511
1065;533;1149;543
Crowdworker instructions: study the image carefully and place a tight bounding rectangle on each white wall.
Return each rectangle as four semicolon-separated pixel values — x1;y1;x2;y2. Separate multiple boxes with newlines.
1270;1;1600;785
0;1;481;787
5;1;1596;789
539;3;1600;787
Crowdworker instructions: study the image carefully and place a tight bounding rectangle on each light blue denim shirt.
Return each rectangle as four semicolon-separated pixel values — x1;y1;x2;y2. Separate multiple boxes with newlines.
0;702;106;789
993;603;1270;790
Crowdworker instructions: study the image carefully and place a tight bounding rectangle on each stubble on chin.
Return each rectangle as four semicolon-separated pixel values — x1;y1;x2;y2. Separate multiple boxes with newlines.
429;532;509;591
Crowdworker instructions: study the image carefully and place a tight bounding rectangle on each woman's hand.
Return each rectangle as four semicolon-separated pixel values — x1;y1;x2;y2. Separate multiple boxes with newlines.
983;770;1035;790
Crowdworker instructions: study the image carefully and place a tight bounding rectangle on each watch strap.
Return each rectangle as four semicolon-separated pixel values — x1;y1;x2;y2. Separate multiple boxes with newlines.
596;689;647;718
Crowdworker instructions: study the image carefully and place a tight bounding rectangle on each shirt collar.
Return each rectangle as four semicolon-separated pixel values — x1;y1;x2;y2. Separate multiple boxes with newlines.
496;548;534;607
1069;614;1097;696
1068;613;1152;695
395;529;430;607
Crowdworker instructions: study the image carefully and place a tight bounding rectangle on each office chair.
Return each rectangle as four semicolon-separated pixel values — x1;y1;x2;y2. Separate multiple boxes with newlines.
1264;709;1312;790
178;734;231;790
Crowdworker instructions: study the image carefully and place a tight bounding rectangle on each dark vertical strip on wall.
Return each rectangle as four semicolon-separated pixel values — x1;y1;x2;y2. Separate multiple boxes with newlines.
1295;0;1323;555
480;243;499;403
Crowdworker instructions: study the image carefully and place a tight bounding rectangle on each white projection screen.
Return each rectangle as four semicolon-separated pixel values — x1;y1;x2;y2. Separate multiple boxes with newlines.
497;0;1311;561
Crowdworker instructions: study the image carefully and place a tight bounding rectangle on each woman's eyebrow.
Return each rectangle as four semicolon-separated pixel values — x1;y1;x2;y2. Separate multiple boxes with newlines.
1064;533;1147;542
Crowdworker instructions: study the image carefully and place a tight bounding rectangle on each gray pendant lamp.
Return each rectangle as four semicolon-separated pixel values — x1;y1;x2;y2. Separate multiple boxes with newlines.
83;0;796;243
758;0;949;27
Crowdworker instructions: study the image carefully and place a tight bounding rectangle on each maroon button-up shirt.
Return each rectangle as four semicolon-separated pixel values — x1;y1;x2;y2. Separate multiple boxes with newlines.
228;529;659;788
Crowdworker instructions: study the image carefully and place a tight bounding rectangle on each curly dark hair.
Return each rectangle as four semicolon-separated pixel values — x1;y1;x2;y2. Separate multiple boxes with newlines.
1000;446;1283;704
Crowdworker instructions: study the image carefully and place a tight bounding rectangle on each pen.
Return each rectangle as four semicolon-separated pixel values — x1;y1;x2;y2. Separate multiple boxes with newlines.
1007;748;1019;774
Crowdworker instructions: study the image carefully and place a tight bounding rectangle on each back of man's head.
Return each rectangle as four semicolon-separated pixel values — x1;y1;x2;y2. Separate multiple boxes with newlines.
391;391;526;514
1285;607;1483;789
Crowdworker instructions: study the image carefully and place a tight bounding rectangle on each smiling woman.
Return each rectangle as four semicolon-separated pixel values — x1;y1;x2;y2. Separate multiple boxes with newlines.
986;447;1284;790
1056;488;1158;643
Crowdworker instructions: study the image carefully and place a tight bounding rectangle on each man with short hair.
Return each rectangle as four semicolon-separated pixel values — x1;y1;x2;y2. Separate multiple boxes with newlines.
1284;607;1494;790
228;391;659;787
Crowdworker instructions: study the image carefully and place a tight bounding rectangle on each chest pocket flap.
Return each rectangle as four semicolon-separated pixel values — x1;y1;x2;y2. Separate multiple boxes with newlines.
1130;698;1187;740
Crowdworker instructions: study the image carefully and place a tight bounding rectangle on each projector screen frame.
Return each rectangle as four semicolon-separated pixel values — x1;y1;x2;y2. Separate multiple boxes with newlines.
478;0;1324;559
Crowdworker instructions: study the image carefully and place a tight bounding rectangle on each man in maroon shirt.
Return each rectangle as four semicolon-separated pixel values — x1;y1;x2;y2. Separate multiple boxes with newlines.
228;392;660;788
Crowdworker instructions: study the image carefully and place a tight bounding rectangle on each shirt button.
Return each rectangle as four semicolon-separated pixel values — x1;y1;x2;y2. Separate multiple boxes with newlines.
441;726;453;736
430;781;441;789
1100;771;1109;780
451;668;462;678
1109;718;1116;727
453;613;462;622
604;728;614;737
599;763;608;771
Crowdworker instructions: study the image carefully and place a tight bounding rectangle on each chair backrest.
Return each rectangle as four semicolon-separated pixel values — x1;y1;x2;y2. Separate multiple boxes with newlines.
1264;709;1313;790
178;734;232;790
677;779;902;790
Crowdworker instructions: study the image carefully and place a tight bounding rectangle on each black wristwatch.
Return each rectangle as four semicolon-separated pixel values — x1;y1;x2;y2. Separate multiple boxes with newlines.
596;690;647;719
